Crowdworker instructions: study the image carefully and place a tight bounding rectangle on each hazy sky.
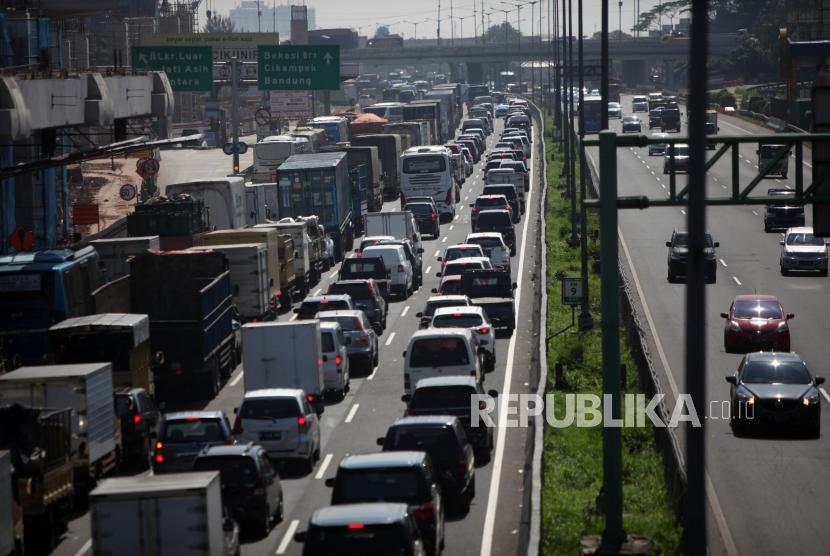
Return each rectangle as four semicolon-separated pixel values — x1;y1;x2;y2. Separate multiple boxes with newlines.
203;0;676;39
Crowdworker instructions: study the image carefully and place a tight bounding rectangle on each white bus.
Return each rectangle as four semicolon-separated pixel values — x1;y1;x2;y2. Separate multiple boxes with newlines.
252;136;302;183
399;146;455;221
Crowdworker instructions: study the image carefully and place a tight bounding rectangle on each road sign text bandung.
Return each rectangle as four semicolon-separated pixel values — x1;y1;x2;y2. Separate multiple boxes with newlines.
258;46;340;91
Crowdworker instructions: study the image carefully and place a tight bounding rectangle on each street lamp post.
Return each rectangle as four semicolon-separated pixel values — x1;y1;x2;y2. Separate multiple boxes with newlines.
502;1;532;93
458;15;474;40
528;1;538;101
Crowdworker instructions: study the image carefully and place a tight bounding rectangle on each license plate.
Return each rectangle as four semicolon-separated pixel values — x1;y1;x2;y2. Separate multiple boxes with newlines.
260;431;282;440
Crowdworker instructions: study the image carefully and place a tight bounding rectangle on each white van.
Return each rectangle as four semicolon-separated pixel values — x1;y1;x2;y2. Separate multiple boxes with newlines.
402;329;484;395
399;146;456;221
319;321;350;397
361;244;413;299
234;388;321;471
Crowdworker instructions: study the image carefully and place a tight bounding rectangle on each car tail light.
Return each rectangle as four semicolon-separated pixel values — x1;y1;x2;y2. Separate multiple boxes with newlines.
133;413;142;424
175;368;184;377
253;477;266;496
335;354;343;366
454;312;464;317
232;416;243;435
446;188;453;204
431;212;437;220
320;298;329;304
185;417;200;422
154;453;165;464
471;207;479;214
356;251;363;257
414;501;436;522
348;523;365;530
478;326;490;334
457;461;468;475
155;440;163;450
306;394;316;405
298;415;308;432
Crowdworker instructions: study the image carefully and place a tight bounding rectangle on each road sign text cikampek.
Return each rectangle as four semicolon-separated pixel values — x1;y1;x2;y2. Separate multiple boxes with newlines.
257;46;340;91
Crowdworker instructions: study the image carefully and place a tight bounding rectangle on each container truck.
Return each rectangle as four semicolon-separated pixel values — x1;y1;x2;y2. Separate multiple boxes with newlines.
198;228;291;311
254;221;315;295
0;363;117;494
320;144;384;213
383;121;429;147
89;472;226;556
127;196;207;250
244;183;268;225
165;178;247;230
129;251;237;400
0;247;101;368
276;153;355;262
91;236;160;283
0;406;74;554
423;90;456;139
289;127;329;153
350;134;403;200
403;100;444;143
242;321;325;410
188;244;272;321
306;116;350;144
48;313;155;395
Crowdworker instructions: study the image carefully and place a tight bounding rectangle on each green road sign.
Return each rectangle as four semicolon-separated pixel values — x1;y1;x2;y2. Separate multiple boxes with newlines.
132;46;213;92
257;45;340;91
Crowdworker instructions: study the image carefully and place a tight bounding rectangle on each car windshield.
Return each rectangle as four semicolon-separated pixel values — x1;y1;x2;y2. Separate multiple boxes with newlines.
405;203;433;215
192;456;258;486
483;186;516;200
410;337;470;366
319;315;362;331
300;300;349;318
336;468;426;503
469;237;503;248
411;385;477;410
403;156;446;173
670;146;690;156
239;398;300;419
672;233;713;247
329;284;371;300
445;247;480;261
305;525;410;555
342;260;384;276
163;419;224;443
321;332;335;352
432;314;483;328
425;300;466;317
387;427;462;461
733;300;783;319
477;197;508;208
741;360;811;384
786;233;824;246
477;212;512;228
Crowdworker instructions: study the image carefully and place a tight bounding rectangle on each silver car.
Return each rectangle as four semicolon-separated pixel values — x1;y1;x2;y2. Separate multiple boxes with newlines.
648;133;668;156
316;310;379;372
320;321;350;397
780;226;829;276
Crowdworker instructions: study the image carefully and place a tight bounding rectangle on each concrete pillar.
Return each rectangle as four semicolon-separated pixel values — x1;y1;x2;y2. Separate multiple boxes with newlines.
466;62;485;84
621;59;647;88
0;145;14;254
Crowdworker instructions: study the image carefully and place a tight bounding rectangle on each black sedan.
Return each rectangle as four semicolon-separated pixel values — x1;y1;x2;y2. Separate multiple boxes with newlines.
726;351;824;437
622;116;642;133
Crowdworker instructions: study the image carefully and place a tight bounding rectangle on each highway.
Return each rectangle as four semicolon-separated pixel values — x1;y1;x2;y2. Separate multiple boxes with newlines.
586;96;829;555
55;115;543;556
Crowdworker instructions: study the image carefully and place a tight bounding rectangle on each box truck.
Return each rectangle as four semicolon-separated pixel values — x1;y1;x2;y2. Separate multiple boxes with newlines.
165;178;247;230
91;236;160;282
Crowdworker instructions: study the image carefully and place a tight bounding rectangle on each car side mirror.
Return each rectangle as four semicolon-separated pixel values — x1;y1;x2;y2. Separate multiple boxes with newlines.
316;404;324;416
402;350;407;357
665;241;672;247
324;478;335;487
293;308;300;313
756;149;760;155
487;389;499;398
469;203;475;207
779;240;785;245
436;272;442;277
786;313;794;320
512;282;518;289
815;376;826;386
401;394;411;403
416;312;423;318
720;312;729;319
321;355;328;362
431;288;438;293
294;531;307;543
725;376;737;385
418;248;424;254
376;437;385;446
233;407;239;415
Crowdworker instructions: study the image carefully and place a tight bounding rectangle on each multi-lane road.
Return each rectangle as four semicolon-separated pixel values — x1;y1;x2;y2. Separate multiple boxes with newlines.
54;115;543;556
587;96;829;555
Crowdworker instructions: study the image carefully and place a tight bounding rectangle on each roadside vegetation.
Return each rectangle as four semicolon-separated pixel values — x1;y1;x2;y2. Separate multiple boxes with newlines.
540;114;682;555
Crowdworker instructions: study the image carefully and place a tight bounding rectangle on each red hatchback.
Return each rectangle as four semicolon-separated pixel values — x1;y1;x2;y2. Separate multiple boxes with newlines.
721;295;794;353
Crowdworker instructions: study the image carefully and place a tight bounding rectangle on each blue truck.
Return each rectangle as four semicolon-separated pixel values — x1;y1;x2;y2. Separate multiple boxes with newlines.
306;116;350;144
0;247;101;368
277;152;355;261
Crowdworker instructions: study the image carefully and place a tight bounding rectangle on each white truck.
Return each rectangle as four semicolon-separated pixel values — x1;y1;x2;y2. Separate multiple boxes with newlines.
252;137;300;184
255;220;316;294
188;243;271;321
89;472;227;556
90;236;160;282
0;363;117;493
166;178;246;230
242;321;325;410
364;211;423;253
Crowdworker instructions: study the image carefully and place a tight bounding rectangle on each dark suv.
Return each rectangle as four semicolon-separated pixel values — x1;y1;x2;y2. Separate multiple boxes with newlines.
339;256;391;300
192;443;284;536
474;210;516;255
114;387;160;469
405;202;441;238
379;416;475;511
327;279;388;333
666;229;719;283
764;188;805;232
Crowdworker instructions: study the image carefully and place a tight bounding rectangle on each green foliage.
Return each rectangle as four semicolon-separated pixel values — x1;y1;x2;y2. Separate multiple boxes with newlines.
712;89;737;108
203;15;235;33
483;22;521;44
374;25;391;38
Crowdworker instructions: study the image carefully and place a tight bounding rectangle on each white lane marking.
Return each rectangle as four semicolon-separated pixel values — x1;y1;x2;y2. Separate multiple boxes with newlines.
230;370;244;387
367;365;377;380
314;453;333;480
73;540;92;556
751;210;758;216
290;314;298;321
434;249;440;258
313;288;322;296
820;387;830;405
713;176;719;182
680;209;686;215
746;159;752;164
455;213;461;219
721;184;727;189
618;231;738;556
400;305;410;317
275;520;300;554
328;270;338;279
661;183;666;189
732;276;742;286
650;170;655;175
385;332;397;346
344;403;360;424
425;266;432;274
464;195;469;201
480;128;535;556
449;224;455;231
784;184;792;190
719;259;728;268
441;236;448;243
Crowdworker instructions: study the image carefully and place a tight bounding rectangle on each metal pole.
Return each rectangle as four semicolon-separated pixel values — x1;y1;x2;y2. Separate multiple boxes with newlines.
481;0;486;44
578;0;593;330
553;0;561;131
618;1;622;41
517;6;523;89
451;0;455;45
684;0;709;553
598;130;625;547
568;0;577;242
561;0;570;180
530;2;536;100
601;0;609;129
231;58;240;174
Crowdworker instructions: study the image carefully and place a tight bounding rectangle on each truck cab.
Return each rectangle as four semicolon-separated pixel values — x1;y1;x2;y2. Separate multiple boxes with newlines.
757;144;790;179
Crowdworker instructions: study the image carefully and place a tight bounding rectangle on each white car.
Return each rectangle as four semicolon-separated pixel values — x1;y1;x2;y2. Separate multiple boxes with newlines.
438;244;486;267
430;306;497;372
438;256;493;277
362;244;414;298
357;235;396;253
779;226;829;276
234;388;321;471
402;329;485;395
319;321;350;397
648;132;668;156
416;294;473;329
465;232;511;272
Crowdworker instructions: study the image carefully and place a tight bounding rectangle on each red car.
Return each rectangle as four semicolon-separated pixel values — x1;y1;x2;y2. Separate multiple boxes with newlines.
721;294;794;353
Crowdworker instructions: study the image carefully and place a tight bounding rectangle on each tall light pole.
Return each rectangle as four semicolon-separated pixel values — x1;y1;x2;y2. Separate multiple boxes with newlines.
458;14;474;40
450;0;455;45
502;1;531;91
577;0;592;330
618;0;623;41
494;8;511;44
527;1;538;100
402;19;426;39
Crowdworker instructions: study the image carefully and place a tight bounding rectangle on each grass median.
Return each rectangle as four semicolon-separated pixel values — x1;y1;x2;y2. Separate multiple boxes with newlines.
540;115;682;555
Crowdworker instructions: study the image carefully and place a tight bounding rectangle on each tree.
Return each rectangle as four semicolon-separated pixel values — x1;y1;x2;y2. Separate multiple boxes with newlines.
204;15;235;33
483;22;521;44
374;25;391;38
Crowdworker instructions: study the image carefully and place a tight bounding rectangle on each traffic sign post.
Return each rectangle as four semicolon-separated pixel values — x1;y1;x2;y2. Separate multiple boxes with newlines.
561;277;584;305
257;45;341;91
255;108;272;126
119;184;137;202
132;46;213;91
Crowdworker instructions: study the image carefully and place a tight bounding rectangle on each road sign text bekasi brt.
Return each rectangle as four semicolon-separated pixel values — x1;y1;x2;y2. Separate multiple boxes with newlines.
257;45;340;91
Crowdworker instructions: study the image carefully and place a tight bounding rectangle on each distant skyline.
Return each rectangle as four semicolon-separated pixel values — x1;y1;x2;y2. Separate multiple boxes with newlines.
203;1;680;39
